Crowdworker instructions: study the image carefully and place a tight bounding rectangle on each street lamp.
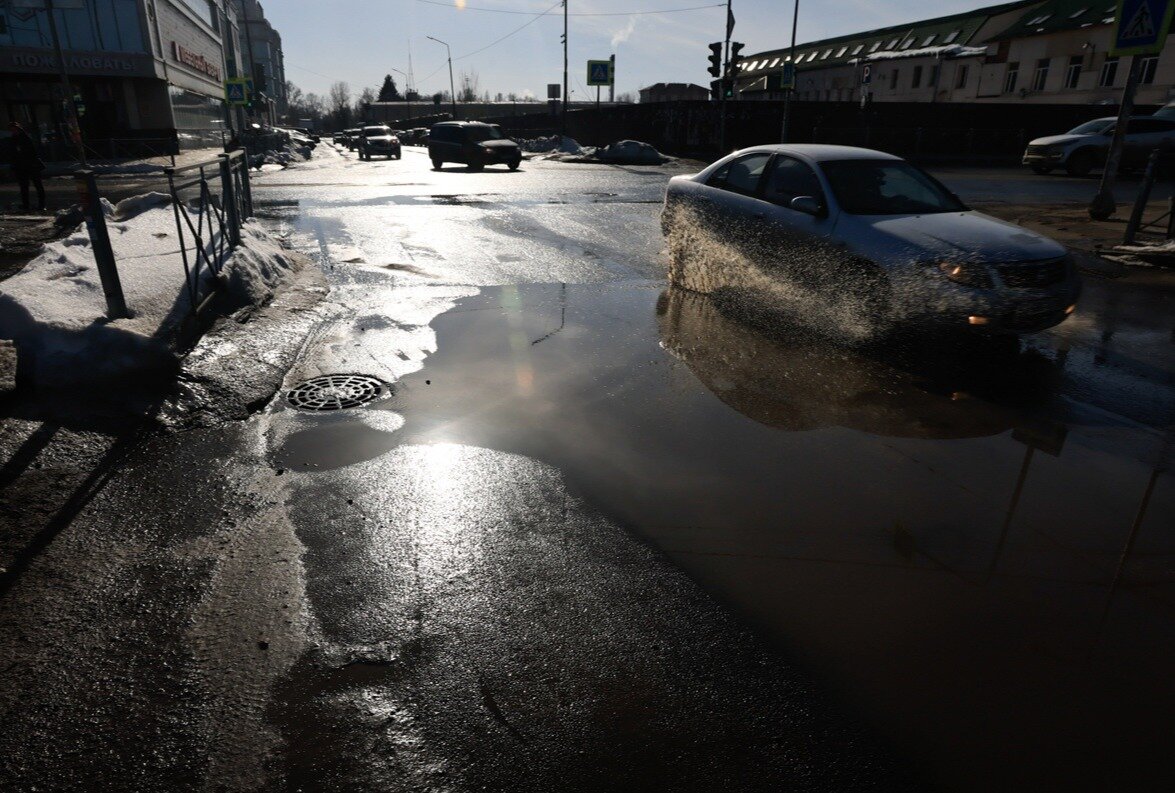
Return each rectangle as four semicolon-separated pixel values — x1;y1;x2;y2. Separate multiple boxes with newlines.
427;36;458;118
390;67;412;122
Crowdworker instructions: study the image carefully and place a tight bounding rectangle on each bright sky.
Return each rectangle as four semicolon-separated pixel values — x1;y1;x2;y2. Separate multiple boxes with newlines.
266;0;999;101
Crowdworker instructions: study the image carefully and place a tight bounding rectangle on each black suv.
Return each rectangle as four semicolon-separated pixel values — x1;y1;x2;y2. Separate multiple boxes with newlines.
428;122;521;171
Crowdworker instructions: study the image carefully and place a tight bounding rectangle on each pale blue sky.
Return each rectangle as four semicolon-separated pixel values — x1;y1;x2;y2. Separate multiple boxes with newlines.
266;0;998;101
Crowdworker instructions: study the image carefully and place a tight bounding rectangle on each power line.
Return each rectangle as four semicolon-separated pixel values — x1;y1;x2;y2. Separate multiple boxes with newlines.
416;0;724;16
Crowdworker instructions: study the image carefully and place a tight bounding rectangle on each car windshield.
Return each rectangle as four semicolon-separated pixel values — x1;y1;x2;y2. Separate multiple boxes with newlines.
363;127;389;137
1067;120;1113;135
466;126;504;142
820;159;967;215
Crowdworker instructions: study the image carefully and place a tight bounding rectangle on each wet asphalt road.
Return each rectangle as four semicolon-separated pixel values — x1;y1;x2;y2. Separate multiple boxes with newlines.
2;143;1174;792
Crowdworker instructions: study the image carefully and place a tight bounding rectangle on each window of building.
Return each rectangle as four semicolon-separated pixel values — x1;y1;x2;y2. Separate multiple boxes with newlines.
921;34;936;47
1070;7;1089;17
1139;55;1159;84
943;30;960;43
912;65;923;87
1027;14;1053;25
869;42;882;53
890;69;899;89
1065;55;1082;88
807;51;819;62
770;58;781;67
835;46;848;57
1099;55;1119;86
821;48;833;59
901;37;916;49
852;44;864;55
1004;62;1019;93
955;64;969;88
1033;58;1050;90
886;38;899;49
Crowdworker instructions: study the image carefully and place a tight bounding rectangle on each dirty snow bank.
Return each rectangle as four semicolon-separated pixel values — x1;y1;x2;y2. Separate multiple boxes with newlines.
521;136;671;165
250;142;312;169
0;193;303;386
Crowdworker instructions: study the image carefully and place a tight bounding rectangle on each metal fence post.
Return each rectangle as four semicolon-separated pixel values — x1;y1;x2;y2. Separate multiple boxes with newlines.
218;154;241;247
73;170;128;319
236;150;253;219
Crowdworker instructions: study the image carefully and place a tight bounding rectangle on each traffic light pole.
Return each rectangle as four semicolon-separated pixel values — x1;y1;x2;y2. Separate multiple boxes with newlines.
781;0;799;143
719;0;732;152
45;0;87;166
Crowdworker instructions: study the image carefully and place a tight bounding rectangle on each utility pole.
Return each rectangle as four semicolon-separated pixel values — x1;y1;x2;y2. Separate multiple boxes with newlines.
781;0;799;142
391;67;410;123
43;0;87;165
241;0;259;122
719;0;732;152
1089;55;1143;220
609;53;615;102
562;0;569;135
427;36;456;118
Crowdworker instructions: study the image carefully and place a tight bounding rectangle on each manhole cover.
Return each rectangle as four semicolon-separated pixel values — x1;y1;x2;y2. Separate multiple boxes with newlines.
286;374;385;411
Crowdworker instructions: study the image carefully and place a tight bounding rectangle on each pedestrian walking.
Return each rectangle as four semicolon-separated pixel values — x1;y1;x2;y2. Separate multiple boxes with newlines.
7;122;46;212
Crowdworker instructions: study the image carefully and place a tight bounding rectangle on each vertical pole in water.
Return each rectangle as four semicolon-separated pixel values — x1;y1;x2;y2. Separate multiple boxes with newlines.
74;170;127;318
1090;55;1143;220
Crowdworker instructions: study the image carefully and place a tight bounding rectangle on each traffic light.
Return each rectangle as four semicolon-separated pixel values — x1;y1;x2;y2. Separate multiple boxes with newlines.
707;42;723;78
710;79;721;100
729;41;745;75
723;79;735;99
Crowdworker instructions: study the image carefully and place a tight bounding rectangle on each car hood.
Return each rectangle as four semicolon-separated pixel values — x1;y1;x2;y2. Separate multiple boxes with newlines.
1028;134;1094;147
478;139;519;149
839;210;1067;265
366;136;395;142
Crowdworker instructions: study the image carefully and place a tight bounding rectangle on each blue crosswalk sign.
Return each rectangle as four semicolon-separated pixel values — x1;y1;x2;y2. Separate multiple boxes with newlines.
587;60;613;86
224;78;249;105
1113;0;1175;55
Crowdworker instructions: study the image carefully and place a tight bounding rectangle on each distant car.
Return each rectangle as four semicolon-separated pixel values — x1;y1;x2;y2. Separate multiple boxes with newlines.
428;121;521;170
661;144;1081;335
358;125;401;160
344;128;362;150
332;131;346;144
1023;116;1175;176
404;127;429;146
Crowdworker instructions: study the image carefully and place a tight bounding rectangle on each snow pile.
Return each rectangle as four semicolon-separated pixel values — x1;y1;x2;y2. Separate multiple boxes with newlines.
594;140;669;165
0;193;302;386
852;44;987;63
516;135;587;154
249;142;313;169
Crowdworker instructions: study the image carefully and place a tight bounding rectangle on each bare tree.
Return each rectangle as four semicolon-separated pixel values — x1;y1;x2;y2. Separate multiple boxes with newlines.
354;86;377;121
616;91;636;104
328;81;351;128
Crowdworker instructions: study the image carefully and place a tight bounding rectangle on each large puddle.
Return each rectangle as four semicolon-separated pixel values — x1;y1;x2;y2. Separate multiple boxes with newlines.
273;281;1174;791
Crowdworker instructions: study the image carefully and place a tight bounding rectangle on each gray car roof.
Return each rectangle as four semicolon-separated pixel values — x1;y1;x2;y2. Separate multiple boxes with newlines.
733;144;904;162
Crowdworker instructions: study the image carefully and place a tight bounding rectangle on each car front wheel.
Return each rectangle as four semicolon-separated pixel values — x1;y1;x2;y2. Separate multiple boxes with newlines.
508;159;520;171
432;159;443;169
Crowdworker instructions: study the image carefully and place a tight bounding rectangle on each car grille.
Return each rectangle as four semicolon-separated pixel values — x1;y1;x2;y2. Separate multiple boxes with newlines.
1025;144;1051;156
997;258;1068;289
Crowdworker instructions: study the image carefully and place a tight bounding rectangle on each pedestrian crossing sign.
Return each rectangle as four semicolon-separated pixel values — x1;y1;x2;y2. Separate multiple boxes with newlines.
587;60;613;86
225;78;249;106
1112;0;1175;55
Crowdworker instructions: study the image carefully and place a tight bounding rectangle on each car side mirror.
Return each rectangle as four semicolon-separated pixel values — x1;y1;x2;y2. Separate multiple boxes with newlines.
790;195;825;216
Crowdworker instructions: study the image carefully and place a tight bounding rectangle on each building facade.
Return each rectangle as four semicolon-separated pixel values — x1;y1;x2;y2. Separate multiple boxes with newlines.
0;0;269;157
236;0;285;123
735;0;1175;107
639;83;710;103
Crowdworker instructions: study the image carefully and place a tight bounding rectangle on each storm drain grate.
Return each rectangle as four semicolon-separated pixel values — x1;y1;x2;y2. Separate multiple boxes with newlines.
286;374;386;411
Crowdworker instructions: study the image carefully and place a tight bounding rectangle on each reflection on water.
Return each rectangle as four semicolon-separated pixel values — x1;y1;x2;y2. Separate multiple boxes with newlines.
278;281;1174;792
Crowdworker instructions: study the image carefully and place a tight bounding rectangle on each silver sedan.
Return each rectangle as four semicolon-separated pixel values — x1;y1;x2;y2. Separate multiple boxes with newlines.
661;144;1081;337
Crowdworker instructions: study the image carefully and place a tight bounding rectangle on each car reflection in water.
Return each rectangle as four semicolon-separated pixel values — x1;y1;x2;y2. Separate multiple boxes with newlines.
656;286;1060;441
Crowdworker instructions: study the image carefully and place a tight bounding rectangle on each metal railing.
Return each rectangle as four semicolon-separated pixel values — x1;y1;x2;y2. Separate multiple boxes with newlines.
162;149;253;319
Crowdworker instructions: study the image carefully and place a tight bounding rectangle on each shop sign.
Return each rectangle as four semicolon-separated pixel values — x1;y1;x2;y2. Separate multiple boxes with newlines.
172;42;221;81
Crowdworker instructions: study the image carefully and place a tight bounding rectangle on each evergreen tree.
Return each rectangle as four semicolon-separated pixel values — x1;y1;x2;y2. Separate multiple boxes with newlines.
377;74;401;102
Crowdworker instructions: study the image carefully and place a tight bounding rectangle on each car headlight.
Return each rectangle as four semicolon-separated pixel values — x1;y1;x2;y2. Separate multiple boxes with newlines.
938;261;993;289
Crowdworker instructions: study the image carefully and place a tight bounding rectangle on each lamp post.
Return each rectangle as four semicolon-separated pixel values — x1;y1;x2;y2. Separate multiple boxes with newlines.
781;0;799;143
390;67;411;122
43;0;87;165
427;36;457;118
